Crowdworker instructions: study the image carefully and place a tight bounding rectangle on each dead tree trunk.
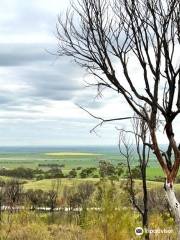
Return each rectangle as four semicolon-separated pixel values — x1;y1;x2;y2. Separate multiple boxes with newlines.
165;181;180;238
142;166;148;234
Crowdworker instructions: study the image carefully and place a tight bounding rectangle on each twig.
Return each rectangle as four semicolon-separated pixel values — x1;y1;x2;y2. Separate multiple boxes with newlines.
77;104;135;133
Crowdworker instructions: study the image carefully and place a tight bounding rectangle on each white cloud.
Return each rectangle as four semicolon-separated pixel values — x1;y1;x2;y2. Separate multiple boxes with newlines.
0;0;178;147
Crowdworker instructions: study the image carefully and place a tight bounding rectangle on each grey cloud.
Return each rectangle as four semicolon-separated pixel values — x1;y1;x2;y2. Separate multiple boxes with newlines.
22;63;83;101
0;43;55;66
0;0;105;114
0;0;58;36
0;44;104;113
2;98;48;112
0;95;13;105
0;42;86;109
0;59;84;112
26;71;81;90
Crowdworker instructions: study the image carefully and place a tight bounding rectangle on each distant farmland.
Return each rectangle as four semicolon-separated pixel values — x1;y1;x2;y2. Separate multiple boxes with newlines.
0;148;167;182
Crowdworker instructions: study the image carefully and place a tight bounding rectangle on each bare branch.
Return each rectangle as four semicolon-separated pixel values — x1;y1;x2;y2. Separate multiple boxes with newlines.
77;104;135;133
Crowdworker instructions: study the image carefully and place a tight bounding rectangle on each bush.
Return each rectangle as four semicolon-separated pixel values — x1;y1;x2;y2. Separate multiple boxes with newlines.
46;167;64;179
99;161;116;178
80;168;96;178
67;169;77;178
26;189;47;209
36;175;44;181
0;167;34;179
76;167;82;170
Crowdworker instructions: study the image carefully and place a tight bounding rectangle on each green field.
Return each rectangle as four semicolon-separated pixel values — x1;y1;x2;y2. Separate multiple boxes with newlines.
45;152;102;156
0;150;172;185
0;152;103;170
0;151;157;167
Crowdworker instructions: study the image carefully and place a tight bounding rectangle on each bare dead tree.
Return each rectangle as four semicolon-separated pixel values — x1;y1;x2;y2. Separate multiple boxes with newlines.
5;179;22;213
118;114;150;239
48;180;60;212
56;0;180;234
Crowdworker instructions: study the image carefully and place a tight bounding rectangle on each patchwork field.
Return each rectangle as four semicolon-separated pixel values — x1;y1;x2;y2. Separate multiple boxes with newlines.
0;147;173;186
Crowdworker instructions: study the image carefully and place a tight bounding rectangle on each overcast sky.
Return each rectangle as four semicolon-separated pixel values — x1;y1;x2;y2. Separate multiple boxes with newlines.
0;0;134;147
1;0;178;147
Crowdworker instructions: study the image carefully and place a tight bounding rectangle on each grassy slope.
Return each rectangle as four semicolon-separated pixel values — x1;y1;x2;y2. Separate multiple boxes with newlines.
23;178;98;193
23;177;180;191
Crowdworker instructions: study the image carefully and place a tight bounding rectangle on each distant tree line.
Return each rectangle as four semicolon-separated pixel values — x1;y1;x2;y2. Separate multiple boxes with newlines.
38;163;65;168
